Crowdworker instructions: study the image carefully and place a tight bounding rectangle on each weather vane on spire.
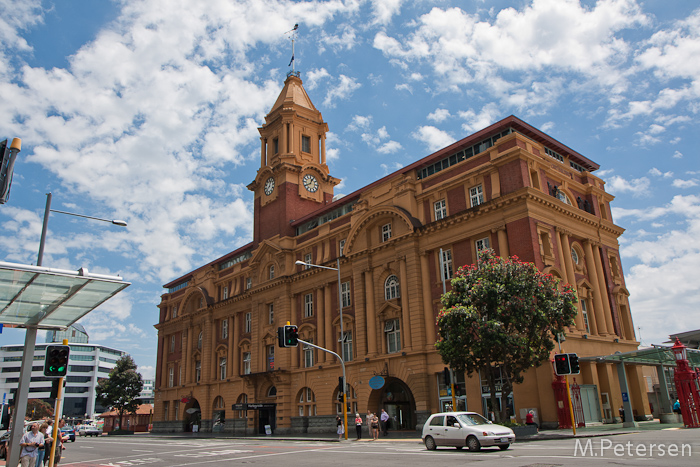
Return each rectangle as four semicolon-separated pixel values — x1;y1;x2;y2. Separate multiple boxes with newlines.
285;23;299;77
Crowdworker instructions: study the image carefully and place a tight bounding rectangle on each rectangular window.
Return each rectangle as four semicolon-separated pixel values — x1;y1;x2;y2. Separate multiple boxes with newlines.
386;319;401;353
273;138;279;154
222;319;228;339
302;135;311;153
163;401;169;421
339;239;346;256
169;335;175;353
267;345;275;371
246;277;252;290
219;357;227;380
195;361;201;383
179;366;182;386
222;286;228;300
268;303;274;324
441;249;453;281
434;199;447;220
381;223;392;242
304;253;312;269
303;340;315;368
172;306;178;318
581;299;590;333
168;367;174;387
341;281;351;308
342;331;353;362
304;293;314;318
245;312;252;333
269;265;275;279
470;185;484;207
243;352;251;375
174;400;179;420
476;237;490;252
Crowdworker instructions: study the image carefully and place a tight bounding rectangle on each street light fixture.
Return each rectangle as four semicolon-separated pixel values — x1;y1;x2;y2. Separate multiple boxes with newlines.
295;257;348;439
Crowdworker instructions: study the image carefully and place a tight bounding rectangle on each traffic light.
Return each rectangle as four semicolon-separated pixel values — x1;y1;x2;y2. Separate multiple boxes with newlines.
277;325;299;347
568;353;580;374
0;138;21;205
554;353;571;375
44;345;70;377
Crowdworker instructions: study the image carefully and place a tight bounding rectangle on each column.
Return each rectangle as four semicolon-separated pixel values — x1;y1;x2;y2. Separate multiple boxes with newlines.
616;362;639;428
399;257;412;351
205;316;214;381
656;365;673;415
282;122;288;154
420;252;436;347
593;245;615;335
352;268;368;356
227;317;234;380
232;314;240;376
364;268;378;355
160;336;168;387
289;122;294;155
260;138;266;168
496;227;509;257
290;295;298;368
185;325;193;383
583;241;608;335
321;134;326;164
558;230;583;331
318;285;326;363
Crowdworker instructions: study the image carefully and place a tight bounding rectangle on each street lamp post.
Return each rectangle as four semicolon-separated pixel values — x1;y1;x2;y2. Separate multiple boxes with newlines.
295;258;347;440
7;192;127;467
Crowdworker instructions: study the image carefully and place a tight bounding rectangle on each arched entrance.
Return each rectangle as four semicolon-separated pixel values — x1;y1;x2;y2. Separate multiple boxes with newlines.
368;377;416;431
183;398;201;432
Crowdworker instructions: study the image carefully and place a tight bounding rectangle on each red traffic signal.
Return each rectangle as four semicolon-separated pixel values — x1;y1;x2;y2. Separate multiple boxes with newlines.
554;353;571;375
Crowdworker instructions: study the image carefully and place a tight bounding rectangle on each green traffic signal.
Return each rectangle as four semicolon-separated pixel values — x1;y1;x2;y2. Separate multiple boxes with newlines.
44;345;70;377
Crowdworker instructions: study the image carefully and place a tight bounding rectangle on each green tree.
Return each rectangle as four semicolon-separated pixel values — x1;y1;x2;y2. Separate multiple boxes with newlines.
96;355;143;431
26;399;53;419
436;249;577;423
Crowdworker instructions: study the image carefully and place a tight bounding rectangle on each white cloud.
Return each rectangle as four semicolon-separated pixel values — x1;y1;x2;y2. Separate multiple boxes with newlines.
318;25;358;54
138;365;156;380
648;167;673;178
459;103;501;132
412;125;455;152
604;175;651;197
672;179;699;188
370;0;405;25
322;74;361;108
359;125;401;154
377;140;402;154
395;83;412;93
306;67;330;89
540;121;555;132
427;108;451;123
673;150;683;159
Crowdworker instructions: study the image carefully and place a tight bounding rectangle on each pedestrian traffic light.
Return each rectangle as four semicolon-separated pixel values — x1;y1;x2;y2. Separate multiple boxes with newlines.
554;353;571;375
44;345;70;377
568;353;580;374
277;325;299;347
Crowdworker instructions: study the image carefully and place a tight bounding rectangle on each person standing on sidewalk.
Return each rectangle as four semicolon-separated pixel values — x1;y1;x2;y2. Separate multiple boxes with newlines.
35;423;49;467
371;413;379;440
354;414;363;440
380;409;389;436
19;422;44;467
336;415;345;440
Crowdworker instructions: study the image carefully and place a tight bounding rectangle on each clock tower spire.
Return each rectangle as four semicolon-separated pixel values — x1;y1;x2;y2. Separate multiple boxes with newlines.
249;72;340;243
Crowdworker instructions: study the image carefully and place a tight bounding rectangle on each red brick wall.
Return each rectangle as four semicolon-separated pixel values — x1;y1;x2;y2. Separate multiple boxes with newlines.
499;159;528;195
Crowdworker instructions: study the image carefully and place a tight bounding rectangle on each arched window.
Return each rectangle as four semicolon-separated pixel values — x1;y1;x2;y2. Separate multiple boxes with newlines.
236;394;247;419
384;275;400;300
213;396;225;410
267;386;277;397
298;387;316;416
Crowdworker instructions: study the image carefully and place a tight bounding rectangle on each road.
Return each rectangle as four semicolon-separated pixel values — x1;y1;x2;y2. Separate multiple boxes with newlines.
50;429;699;467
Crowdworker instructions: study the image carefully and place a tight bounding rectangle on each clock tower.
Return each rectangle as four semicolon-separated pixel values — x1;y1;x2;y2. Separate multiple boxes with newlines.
249;72;340;244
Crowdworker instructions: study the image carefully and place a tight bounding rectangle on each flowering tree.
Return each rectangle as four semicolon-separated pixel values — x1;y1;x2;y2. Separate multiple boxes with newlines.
436;249;577;423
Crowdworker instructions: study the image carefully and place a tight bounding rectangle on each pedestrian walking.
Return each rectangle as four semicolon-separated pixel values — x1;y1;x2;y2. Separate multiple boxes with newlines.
19;422;44;467
336;415;345;440
380;409;389;436
35;423;49;467
354;413;363;440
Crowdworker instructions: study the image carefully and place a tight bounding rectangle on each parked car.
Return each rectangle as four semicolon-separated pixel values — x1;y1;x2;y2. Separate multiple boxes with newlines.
422;411;515;451
61;426;76;442
78;425;102;437
0;431;9;459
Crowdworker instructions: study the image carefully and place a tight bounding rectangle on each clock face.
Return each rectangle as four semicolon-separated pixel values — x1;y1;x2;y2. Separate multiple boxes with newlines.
303;174;319;193
264;177;275;195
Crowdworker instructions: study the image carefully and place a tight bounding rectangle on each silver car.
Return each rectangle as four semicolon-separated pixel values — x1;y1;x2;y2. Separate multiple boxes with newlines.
422;411;515;451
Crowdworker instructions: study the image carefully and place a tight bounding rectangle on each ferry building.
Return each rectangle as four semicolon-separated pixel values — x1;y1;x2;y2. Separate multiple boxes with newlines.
153;71;647;433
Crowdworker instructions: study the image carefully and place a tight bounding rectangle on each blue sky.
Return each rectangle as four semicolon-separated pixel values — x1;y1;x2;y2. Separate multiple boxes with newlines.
1;0;698;378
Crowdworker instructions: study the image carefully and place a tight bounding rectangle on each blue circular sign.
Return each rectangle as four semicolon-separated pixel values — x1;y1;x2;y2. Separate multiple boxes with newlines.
369;375;385;390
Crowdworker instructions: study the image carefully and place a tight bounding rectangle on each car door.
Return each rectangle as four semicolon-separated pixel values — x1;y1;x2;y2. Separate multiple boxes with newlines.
442;415;464;446
424;415;445;445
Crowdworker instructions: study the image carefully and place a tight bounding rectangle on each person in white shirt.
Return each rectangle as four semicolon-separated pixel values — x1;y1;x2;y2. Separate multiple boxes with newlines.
19;423;44;467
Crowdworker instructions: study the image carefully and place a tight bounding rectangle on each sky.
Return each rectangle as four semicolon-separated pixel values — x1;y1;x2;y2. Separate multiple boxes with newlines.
0;0;698;379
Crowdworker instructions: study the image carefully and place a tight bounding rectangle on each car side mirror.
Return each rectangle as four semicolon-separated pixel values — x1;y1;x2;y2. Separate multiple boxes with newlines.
453;423;460;428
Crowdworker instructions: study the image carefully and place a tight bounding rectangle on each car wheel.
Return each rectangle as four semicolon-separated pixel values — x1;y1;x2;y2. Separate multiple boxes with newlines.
499;444;510;451
466;436;481;452
424;436;436;451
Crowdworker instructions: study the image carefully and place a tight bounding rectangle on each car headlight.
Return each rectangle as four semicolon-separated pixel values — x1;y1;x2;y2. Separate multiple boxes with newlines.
483;431;495;436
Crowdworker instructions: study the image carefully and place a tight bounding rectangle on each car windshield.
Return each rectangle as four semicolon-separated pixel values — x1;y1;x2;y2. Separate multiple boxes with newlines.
456;413;490;426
